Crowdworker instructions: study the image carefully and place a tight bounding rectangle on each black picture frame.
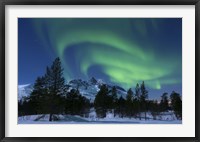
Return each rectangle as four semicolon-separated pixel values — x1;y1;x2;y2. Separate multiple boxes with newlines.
0;0;199;141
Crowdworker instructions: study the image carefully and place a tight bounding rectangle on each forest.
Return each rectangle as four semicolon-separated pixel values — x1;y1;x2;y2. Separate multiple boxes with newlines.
18;57;182;122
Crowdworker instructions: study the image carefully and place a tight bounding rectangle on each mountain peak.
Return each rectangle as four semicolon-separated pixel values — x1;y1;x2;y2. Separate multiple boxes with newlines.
89;77;97;85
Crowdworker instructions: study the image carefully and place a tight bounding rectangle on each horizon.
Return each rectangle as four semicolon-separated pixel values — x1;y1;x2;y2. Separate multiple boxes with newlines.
18;75;182;100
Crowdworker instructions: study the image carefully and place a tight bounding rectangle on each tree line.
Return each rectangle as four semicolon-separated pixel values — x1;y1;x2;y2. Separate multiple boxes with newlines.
18;57;182;121
94;83;182;120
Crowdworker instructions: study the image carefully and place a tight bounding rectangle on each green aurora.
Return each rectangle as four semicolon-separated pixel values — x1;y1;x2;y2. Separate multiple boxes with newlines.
30;18;182;90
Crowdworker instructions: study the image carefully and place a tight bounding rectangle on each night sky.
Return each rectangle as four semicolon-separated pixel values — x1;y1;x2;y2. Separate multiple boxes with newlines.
18;18;182;99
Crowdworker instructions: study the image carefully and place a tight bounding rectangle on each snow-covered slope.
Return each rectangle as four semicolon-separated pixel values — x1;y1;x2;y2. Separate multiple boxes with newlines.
18;111;181;124
18;84;33;101
68;77;127;101
18;77;127;101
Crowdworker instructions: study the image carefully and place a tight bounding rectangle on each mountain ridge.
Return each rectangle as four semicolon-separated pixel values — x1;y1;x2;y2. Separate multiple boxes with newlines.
18;77;127;101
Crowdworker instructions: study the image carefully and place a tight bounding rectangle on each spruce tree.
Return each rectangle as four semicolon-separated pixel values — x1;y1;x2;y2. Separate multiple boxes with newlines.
126;88;134;118
135;83;141;119
140;81;148;120
135;83;140;100
170;91;182;119
29;76;47;114
111;86;118;116
65;89;90;117
45;57;66;121
116;96;126;118
94;84;109;118
160;92;169;112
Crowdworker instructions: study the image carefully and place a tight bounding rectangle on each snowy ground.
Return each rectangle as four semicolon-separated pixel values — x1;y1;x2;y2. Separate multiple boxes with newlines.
18;111;182;124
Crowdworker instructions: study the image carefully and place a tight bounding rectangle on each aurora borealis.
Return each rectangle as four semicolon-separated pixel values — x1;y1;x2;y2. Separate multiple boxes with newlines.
18;18;182;99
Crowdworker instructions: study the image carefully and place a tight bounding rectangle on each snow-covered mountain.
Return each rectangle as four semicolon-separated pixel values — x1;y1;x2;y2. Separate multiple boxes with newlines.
68;77;127;101
18;84;33;101
18;77;127;101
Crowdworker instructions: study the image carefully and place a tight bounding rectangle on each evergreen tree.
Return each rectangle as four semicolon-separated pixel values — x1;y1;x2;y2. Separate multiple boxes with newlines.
18;100;23;116
140;81;148;120
111;86;118;116
135;83;141;119
65;89;90;117
125;88;134;118
148;100;160;120
45;57;66;121
135;83;140;101
18;96;32;116
79;95;90;117
160;92;169;112
29;76;47;114
94;84;109;118
140;81;148;102
116;96;126;118
170;91;182;119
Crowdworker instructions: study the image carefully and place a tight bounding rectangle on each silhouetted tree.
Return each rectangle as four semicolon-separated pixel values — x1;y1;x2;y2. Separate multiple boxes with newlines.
140;81;148;120
65;89;90;117
160;92;169;112
125;88;134;118
44;57;66;121
116;96;126;118
111;86;118;116
148;100;160;120
94;84;109;118
170;91;182;119
135;83;141;119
